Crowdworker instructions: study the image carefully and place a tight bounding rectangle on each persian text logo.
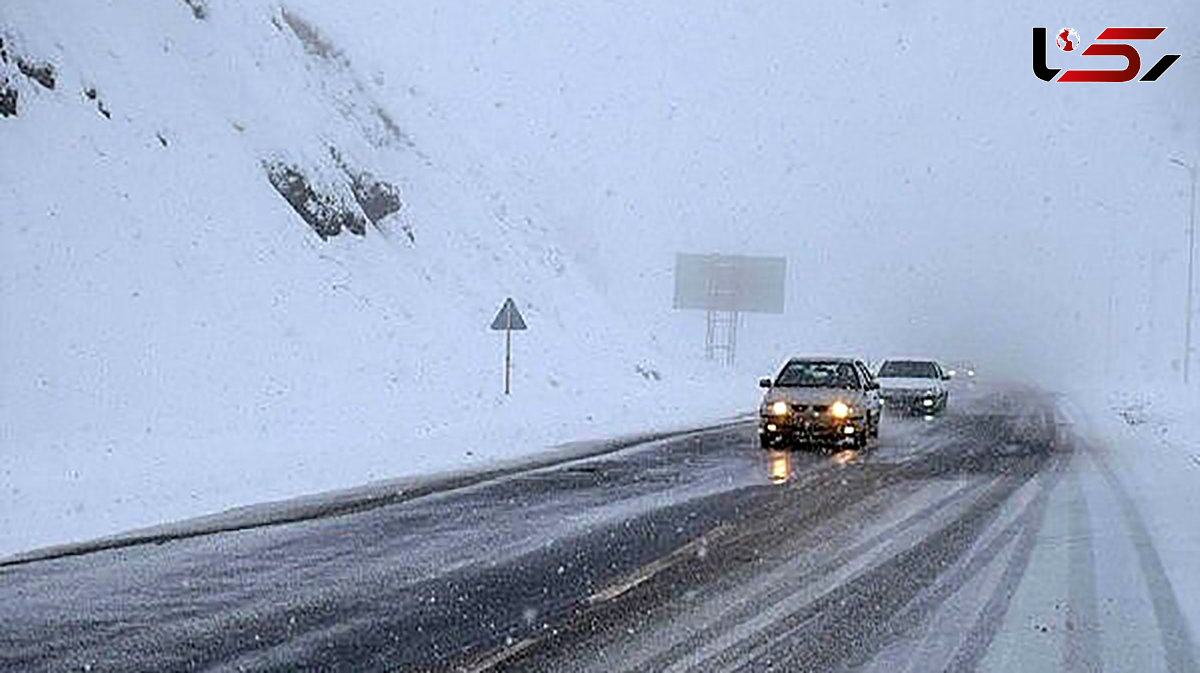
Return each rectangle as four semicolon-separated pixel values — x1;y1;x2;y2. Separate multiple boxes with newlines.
1033;27;1180;82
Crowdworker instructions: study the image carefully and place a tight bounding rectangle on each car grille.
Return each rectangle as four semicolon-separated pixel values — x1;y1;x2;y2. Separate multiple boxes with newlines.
881;390;927;399
783;404;829;413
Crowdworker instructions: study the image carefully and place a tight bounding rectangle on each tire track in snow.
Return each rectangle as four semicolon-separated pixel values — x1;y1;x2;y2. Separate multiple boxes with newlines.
644;477;1000;673
1086;440;1200;673
938;451;1068;672
722;454;1053;672
1061;454;1104;673
857;445;1069;673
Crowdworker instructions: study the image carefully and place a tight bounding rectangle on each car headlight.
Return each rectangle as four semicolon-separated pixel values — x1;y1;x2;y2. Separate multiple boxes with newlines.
770;401;789;416
830;401;850;419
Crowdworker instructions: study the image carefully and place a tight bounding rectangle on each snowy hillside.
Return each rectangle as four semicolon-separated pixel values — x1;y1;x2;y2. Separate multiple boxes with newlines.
0;2;738;556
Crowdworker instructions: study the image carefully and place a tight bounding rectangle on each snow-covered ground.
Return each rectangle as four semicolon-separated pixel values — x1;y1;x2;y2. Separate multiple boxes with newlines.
0;2;757;558
1055;383;1200;664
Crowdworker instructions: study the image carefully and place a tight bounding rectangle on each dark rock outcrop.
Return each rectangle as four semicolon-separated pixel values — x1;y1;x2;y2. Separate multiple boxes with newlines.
265;161;366;240
350;174;402;225
327;147;412;242
183;0;207;20
16;58;54;90
84;87;111;118
0;79;16;117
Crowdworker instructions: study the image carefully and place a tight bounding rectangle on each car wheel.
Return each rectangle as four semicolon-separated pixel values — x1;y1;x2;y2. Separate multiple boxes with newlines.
870;413;880;438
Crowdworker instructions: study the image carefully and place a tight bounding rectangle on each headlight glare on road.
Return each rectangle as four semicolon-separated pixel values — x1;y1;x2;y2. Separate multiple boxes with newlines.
770;401;789;416
830;401;850;419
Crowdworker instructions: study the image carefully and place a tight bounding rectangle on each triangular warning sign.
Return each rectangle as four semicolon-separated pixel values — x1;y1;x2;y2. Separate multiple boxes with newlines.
490;297;527;330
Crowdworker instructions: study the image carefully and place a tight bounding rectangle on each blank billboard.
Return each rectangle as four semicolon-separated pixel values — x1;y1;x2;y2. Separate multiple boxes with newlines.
673;254;786;314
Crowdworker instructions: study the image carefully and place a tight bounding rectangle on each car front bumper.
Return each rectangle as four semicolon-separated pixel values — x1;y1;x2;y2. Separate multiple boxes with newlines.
880;390;946;414
758;413;865;443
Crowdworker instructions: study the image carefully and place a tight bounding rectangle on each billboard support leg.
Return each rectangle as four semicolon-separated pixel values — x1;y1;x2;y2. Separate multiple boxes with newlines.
704;309;738;366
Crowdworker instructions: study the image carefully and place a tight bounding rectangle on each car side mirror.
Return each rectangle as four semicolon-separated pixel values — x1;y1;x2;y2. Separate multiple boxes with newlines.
868;381;880;390
942;374;952;381
758;377;773;388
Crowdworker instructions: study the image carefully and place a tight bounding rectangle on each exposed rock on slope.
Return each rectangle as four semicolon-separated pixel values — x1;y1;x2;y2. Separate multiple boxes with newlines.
182;0;207;20
264;161;368;240
15;56;52;89
0;77;15;117
0;34;56;116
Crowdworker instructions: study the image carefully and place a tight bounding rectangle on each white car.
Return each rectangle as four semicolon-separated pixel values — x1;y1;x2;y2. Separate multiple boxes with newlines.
876;358;950;415
945;360;977;380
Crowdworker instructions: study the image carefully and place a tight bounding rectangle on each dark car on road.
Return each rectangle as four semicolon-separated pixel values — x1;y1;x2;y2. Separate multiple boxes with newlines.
758;357;881;449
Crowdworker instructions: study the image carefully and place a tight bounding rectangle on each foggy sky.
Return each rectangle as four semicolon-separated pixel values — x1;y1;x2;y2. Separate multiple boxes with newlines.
309;0;1199;383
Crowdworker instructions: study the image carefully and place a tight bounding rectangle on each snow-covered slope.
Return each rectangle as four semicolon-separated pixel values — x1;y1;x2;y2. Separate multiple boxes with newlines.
0;2;739;556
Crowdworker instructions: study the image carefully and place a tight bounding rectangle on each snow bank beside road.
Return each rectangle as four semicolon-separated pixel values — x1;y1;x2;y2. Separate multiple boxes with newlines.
1064;383;1200;647
0;416;749;566
0;376;751;560
1080;384;1200;487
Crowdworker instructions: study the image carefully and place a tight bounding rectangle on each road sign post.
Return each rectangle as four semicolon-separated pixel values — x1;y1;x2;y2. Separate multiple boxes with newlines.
489;297;527;394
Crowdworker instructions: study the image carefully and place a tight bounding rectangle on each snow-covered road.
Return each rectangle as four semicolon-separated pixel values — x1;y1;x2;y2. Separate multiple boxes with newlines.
0;383;1196;671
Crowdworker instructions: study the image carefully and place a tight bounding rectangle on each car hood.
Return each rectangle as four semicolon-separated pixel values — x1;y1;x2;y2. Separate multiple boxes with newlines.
878;377;944;392
764;387;865;406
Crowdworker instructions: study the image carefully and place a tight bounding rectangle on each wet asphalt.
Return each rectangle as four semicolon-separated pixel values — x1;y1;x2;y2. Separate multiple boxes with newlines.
0;384;1133;672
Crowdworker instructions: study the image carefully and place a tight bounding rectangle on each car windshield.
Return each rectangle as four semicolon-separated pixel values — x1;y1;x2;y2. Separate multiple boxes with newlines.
878;360;939;378
774;361;859;388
